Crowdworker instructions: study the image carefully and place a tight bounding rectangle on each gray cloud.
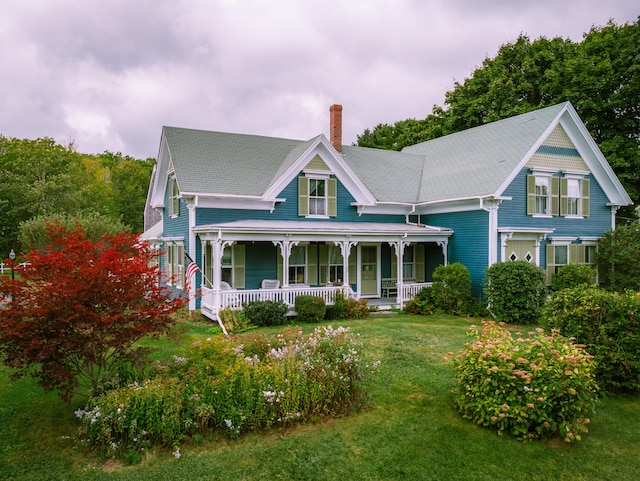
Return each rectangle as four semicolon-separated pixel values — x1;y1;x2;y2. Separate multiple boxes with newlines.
0;0;637;159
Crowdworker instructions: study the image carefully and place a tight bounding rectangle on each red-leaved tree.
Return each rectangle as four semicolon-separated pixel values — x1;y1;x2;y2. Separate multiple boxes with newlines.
0;222;185;402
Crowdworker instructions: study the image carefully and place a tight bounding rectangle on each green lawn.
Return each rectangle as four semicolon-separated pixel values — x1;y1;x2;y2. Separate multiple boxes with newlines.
1;314;639;480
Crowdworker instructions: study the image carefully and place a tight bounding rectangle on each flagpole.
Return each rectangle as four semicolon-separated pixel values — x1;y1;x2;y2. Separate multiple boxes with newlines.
185;251;228;336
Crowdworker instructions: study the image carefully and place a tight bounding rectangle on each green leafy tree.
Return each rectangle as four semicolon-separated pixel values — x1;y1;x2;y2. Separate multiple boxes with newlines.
597;223;640;293
18;213;128;252
356;18;640;216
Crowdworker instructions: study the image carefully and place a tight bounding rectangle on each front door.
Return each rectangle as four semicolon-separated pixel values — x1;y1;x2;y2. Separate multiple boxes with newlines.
360;245;379;297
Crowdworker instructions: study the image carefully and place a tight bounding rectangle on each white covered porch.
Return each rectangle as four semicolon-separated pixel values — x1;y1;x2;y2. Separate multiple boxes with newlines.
191;219;450;321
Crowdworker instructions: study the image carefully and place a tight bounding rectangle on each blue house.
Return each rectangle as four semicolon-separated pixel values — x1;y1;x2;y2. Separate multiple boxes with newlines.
143;102;631;320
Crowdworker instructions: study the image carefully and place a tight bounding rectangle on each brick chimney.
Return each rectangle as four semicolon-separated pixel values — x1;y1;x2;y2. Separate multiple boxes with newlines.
329;104;343;153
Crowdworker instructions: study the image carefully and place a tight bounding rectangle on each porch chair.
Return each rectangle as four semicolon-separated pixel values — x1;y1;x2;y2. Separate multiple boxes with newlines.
261;279;280;289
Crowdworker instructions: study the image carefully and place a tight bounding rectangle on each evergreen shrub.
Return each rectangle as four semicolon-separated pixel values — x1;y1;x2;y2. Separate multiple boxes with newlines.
431;262;472;315
294;295;326;323
551;264;595;291
543;286;640;392
242;300;289;327
484;261;547;324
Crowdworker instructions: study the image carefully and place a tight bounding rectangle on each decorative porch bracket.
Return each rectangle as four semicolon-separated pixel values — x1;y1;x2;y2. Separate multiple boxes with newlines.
273;238;299;288
333;239;357;288
437;240;448;266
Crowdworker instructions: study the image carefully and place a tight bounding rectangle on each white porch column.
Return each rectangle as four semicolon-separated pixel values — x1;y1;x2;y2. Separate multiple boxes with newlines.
389;240;408;309
273;238;298;288
334;240;357;289
211;239;222;314
187;202;197;311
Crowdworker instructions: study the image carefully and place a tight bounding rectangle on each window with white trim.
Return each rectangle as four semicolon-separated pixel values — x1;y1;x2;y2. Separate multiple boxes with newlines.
165;241;184;288
560;175;590;217
403;245;415;279
221;246;233;285
527;172;557;216
309;178;326;216
298;176;337;217
546;238;598;285
168;176;180;218
289;245;307;285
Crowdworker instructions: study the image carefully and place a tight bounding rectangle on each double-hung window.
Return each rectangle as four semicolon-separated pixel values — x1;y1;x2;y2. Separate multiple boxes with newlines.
527;171;557;216
560;174;590;217
168;176;180;218
403;246;415;279
165;241;184;288
298;175;337;217
289;245;307;285
309;178;326;216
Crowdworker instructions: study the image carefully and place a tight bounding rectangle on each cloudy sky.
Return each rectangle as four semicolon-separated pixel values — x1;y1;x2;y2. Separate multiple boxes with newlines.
1;1;637;159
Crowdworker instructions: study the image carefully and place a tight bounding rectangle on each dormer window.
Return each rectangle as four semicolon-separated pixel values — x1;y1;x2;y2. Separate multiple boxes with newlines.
298;175;337;218
309;178;327;216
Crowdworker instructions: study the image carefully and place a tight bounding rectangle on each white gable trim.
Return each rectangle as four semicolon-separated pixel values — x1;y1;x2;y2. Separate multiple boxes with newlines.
494;104;568;198
494;103;631;206
150;130;172;209
262;134;377;205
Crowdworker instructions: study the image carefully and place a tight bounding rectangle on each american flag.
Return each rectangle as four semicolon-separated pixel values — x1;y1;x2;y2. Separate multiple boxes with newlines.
184;252;201;295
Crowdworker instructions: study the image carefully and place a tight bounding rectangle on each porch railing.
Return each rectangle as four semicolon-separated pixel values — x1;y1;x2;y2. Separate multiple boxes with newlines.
200;282;432;320
398;282;432;302
200;285;355;319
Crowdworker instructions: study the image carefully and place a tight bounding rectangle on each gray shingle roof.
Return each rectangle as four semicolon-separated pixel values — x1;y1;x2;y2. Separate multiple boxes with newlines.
163;127;311;197
163;103;569;203
403;103;568;202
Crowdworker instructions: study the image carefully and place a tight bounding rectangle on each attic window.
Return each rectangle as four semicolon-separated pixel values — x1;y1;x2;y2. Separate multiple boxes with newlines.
168;176;180;218
298;176;337;218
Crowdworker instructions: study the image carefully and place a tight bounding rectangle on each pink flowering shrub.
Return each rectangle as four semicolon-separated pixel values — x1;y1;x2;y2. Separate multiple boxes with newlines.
451;321;599;442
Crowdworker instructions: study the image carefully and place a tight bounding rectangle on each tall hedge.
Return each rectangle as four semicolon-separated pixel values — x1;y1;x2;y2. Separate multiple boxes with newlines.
543;286;640;392
484;261;547;324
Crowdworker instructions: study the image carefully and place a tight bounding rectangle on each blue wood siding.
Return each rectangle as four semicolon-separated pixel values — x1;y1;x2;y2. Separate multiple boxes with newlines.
500;169;613;268
196;176;404;225
245;242;279;289
500;170;611;236
426;210;489;297
424;243;445;282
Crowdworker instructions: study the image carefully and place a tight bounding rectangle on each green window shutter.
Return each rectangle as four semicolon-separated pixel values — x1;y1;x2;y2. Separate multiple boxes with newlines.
582;179;590;217
204;243;212;288
277;247;283;284
234;244;245;288
551;177;559;216
560;177;568;216
545;244;554;285
415;244;425;282
319;244;329;285
390;248;397;280
308;244;318;286
526;175;536;215
348;246;357;287
571;244;585;264
328;178;337;217
298;177;309;216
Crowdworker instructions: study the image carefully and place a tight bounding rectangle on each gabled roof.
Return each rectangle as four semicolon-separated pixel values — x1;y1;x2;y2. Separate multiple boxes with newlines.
163;127;312;197
402;103;568;202
151;102;631;211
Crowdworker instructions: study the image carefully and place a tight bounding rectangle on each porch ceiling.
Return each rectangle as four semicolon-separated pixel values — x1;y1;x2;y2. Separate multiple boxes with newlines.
193;219;452;240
